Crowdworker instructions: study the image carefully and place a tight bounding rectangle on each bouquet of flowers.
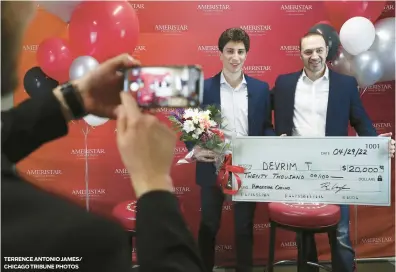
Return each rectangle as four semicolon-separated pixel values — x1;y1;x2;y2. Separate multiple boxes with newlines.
168;105;230;173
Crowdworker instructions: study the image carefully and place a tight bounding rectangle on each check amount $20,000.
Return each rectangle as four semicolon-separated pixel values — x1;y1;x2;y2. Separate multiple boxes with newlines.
231;137;391;206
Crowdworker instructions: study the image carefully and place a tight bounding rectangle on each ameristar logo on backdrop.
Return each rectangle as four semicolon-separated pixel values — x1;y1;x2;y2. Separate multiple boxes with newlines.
215;244;233;253
373;122;393;134
253;223;270;232
129;3;145;12
174;146;188;160
383;3;395;13
71;188;106;199
280;4;313;16
172;186;191;195
281;241;297;248
240;25;271;36
114;168;130;179
25;169;63;181
242;65;272;77
280;45;300;58
22;44;38;52
361;236;393;245
70;148;106;160
154;25;189;35
197;4;231;15
197;45;220;57
364;83;393;95
133;45;147;57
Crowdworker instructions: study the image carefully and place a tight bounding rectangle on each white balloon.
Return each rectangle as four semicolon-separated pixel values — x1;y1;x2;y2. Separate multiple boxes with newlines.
36;1;81;22
69;56;99;81
83;114;109;127
340;17;376;56
351;51;384;88
369;17;395;82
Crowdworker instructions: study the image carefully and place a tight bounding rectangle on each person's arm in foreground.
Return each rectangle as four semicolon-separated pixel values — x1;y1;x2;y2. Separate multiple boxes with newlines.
1;88;70;163
1;54;136;164
116;92;206;272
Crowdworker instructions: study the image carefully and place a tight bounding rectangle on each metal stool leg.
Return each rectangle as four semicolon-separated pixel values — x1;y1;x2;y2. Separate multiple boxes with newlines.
328;228;339;272
297;231;312;272
266;221;277;272
127;231;135;266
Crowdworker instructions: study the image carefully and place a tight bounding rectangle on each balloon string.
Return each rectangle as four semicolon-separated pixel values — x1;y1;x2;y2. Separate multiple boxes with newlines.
359;87;368;98
354;204;358;246
82;125;90;211
354;132;358;250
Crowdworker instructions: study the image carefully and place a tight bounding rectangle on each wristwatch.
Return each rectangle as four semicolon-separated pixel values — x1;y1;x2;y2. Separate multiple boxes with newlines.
60;82;87;120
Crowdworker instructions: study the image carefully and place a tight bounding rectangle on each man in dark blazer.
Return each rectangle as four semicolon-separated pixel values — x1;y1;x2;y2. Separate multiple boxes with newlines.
2;2;205;272
272;32;395;272
187;28;275;272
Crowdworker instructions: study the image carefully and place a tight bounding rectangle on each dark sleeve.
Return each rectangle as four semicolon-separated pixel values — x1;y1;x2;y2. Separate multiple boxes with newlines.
349;78;377;136
136;191;205;272
263;83;276;136
1;175;132;272
1;92;68;163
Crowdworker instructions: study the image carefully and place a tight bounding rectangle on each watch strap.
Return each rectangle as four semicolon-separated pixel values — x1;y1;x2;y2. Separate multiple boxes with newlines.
60;82;87;120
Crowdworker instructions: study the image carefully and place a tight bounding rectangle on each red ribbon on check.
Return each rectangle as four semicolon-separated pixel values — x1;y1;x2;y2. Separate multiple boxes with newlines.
217;154;245;195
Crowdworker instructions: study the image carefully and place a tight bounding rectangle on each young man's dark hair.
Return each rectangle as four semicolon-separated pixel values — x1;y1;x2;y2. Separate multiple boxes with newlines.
218;27;250;53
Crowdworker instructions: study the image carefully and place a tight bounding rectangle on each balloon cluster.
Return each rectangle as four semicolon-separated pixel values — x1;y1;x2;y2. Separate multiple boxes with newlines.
335;17;395;88
309;1;394;91
24;1;139;126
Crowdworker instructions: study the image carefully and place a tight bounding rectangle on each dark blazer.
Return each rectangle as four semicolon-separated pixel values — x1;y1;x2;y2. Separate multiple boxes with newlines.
272;69;377;137
188;72;275;187
1;92;205;272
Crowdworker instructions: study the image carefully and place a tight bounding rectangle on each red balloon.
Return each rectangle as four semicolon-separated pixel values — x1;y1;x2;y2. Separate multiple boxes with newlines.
324;1;386;31
69;1;139;63
37;37;73;83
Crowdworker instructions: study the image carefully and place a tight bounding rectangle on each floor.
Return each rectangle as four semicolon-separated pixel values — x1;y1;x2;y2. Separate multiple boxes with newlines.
131;260;395;271
212;260;395;271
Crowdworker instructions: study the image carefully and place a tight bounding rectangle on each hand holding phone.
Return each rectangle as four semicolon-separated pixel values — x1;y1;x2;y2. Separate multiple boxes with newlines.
124;65;203;108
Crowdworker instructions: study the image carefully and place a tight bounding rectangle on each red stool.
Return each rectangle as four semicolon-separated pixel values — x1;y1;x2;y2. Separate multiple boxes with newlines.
112;200;137;266
112;197;185;267
267;203;341;272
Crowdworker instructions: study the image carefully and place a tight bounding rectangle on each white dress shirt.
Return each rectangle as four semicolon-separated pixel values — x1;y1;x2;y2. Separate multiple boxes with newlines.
292;67;330;137
220;72;249;152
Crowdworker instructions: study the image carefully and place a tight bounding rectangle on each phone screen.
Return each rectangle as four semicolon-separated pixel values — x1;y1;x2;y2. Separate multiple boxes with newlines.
124;65;203;108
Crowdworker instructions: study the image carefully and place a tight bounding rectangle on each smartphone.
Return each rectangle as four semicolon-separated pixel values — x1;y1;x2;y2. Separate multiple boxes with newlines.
124;65;203;108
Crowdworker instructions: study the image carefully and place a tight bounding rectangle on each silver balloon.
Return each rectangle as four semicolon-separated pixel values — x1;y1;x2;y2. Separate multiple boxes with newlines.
69;56;99;80
351;51;384;88
329;47;354;76
37;1;81;23
369;17;395;82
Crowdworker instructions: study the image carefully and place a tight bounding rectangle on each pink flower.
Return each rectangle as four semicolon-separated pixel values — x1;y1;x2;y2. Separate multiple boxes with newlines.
210;128;225;141
199;119;212;130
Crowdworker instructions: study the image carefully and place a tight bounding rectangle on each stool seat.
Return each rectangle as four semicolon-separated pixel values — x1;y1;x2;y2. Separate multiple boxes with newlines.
112;200;137;231
268;202;340;228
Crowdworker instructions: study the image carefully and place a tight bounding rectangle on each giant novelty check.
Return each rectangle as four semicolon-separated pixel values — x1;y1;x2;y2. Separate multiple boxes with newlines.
231;137;391;206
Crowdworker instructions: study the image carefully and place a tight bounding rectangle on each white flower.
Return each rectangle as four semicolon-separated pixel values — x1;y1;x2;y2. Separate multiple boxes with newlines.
192;134;199;139
182;120;195;133
209;120;217;127
199;121;205;130
198;110;210;122
191;114;200;125
183;108;197;119
194;127;203;137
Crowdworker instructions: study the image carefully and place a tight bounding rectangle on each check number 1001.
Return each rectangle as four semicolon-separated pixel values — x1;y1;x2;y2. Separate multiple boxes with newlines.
366;144;380;149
